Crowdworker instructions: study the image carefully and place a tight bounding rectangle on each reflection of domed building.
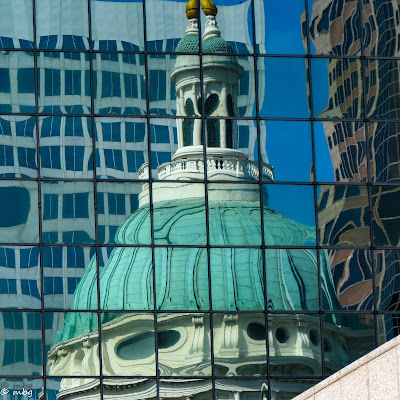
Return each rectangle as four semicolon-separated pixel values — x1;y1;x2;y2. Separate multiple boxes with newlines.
43;3;372;399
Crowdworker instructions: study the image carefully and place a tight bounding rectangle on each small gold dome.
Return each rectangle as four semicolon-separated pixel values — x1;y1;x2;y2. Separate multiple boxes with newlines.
186;0;198;19
201;0;217;16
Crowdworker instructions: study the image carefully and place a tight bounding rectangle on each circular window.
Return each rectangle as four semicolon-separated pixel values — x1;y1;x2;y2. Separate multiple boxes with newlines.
247;323;266;341
275;326;290;344
309;328;320;346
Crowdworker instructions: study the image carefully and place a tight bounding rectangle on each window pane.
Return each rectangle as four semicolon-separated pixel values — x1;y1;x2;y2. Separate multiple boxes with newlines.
39;116;93;179
0;180;39;243
36;0;89;50
91;0;144;51
0;51;35;113
259;57;309;118
41;181;95;244
95;118;148;179
93;53;145;116
0;116;37;178
38;52;91;114
318;184;370;247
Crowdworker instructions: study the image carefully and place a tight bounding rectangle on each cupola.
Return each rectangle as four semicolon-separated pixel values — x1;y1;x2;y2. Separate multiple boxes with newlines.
171;0;244;161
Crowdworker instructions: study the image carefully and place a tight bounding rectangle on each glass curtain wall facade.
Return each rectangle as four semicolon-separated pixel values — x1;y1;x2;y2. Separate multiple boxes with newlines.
0;0;398;399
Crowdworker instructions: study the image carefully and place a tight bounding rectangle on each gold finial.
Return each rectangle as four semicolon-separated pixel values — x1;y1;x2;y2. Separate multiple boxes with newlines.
201;0;217;16
185;0;218;19
186;0;198;19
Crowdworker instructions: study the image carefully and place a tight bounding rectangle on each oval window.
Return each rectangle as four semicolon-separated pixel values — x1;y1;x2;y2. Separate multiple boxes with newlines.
157;330;181;349
247;323;266;340
117;332;155;360
276;326;290;344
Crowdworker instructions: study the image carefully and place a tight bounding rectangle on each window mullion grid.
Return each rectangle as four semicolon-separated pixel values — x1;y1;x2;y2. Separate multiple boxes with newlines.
303;0;327;379
357;0;379;349
142;0;160;397
31;0;48;396
196;4;217;397
249;0;270;393
86;0;105;397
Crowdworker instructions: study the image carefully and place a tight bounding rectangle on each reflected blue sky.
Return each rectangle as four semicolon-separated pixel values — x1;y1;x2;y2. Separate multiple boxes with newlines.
95;0;333;227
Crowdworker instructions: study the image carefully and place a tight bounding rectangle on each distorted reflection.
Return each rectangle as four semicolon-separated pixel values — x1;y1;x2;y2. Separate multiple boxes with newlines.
306;0;400;338
44;3;375;400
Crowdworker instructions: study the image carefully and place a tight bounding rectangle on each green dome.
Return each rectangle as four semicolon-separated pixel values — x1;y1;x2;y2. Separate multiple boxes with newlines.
175;34;199;53
57;198;341;342
202;36;233;53
174;34;233;54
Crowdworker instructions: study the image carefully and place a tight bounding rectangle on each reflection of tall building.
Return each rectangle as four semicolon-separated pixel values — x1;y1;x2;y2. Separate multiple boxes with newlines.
303;0;400;336
0;0;266;386
41;4;371;399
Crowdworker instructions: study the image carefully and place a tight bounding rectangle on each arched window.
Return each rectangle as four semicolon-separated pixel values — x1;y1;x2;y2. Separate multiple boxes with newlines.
183;98;195;146
205;94;220;147
226;94;235;148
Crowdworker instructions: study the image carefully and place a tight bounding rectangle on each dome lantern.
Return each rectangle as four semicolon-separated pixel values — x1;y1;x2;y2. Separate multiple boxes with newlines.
171;0;245;162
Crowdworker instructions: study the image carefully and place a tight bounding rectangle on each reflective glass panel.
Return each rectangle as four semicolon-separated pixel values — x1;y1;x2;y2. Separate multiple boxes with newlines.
315;121;366;182
0;180;39;244
307;0;361;56
36;0;89;50
264;184;316;246
371;185;400;247
262;121;313;182
213;314;267;376
98;246;153;311
0;51;35;114
260;0;307;55
39;116;93;179
0;246;40;309
102;312;155;376
93;53;145;116
97;181;149;245
266;248;320;312
368;122;400;183
364;59;400;120
150;118;183;180
41;181;95;244
211;249;263;311
322;313;375;376
155;247;209;311
208;183;261;246
37;52;91;114
311;58;363;119
153;182;206;246
259;57;309;118
43;246;96;310
0;116;37;178
1;379;43;399
95;117;148;179
157;312;211;376
45;311;99;376
148;54;183;117
0;312;43;376
270;379;320;399
318;184;370;247
91;0;144;51
269;313;322;376
0;1;33;49
324;249;374;312
374;250;400;315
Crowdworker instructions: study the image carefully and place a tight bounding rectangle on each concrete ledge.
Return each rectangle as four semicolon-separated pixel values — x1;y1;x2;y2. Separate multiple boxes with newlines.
292;335;400;400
